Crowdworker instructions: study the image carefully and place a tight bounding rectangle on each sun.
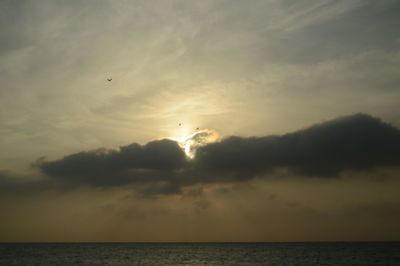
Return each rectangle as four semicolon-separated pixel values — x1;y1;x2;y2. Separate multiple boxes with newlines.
169;129;220;158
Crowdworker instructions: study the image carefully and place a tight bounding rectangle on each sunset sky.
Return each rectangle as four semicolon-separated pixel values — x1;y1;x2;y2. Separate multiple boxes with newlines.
1;0;400;242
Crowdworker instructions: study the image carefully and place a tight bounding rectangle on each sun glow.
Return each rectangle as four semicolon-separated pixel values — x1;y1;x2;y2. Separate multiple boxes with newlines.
169;129;220;158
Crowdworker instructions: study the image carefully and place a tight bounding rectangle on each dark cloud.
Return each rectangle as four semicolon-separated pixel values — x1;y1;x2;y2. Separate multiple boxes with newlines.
195;113;400;176
40;139;187;186
29;113;400;195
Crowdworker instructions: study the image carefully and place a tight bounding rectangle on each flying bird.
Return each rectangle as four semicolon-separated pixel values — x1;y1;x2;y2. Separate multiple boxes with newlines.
179;123;182;126
107;78;112;82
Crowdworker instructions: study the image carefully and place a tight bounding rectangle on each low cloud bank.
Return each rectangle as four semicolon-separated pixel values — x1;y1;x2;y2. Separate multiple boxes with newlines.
7;113;400;195
195;113;400;176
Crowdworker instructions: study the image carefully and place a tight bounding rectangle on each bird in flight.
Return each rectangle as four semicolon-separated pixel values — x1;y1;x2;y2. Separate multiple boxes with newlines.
179;123;182;126
107;78;112;82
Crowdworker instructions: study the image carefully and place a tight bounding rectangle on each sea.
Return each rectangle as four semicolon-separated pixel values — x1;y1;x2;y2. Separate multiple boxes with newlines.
0;242;399;266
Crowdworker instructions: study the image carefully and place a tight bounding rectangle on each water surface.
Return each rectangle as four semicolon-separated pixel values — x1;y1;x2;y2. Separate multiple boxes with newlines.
1;242;399;266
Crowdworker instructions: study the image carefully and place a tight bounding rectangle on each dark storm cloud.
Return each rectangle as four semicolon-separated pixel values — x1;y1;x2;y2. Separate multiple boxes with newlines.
34;114;400;194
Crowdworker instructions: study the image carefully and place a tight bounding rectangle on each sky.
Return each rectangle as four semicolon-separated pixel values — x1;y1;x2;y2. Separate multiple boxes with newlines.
1;0;400;242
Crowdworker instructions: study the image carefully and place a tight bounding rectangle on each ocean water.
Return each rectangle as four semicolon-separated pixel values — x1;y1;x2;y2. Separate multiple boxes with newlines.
0;242;399;266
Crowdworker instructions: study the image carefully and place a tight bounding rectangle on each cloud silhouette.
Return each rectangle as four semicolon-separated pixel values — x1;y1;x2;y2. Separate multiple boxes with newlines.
40;139;187;186
33;113;400;194
194;113;400;176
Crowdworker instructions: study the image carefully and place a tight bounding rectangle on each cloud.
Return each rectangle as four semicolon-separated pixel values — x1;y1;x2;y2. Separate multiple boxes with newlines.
30;113;400;195
182;129;220;158
40;139;187;186
194;113;400;176
0;169;56;196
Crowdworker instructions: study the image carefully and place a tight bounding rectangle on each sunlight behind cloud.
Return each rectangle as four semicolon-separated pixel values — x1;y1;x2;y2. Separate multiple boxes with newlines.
168;129;220;158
